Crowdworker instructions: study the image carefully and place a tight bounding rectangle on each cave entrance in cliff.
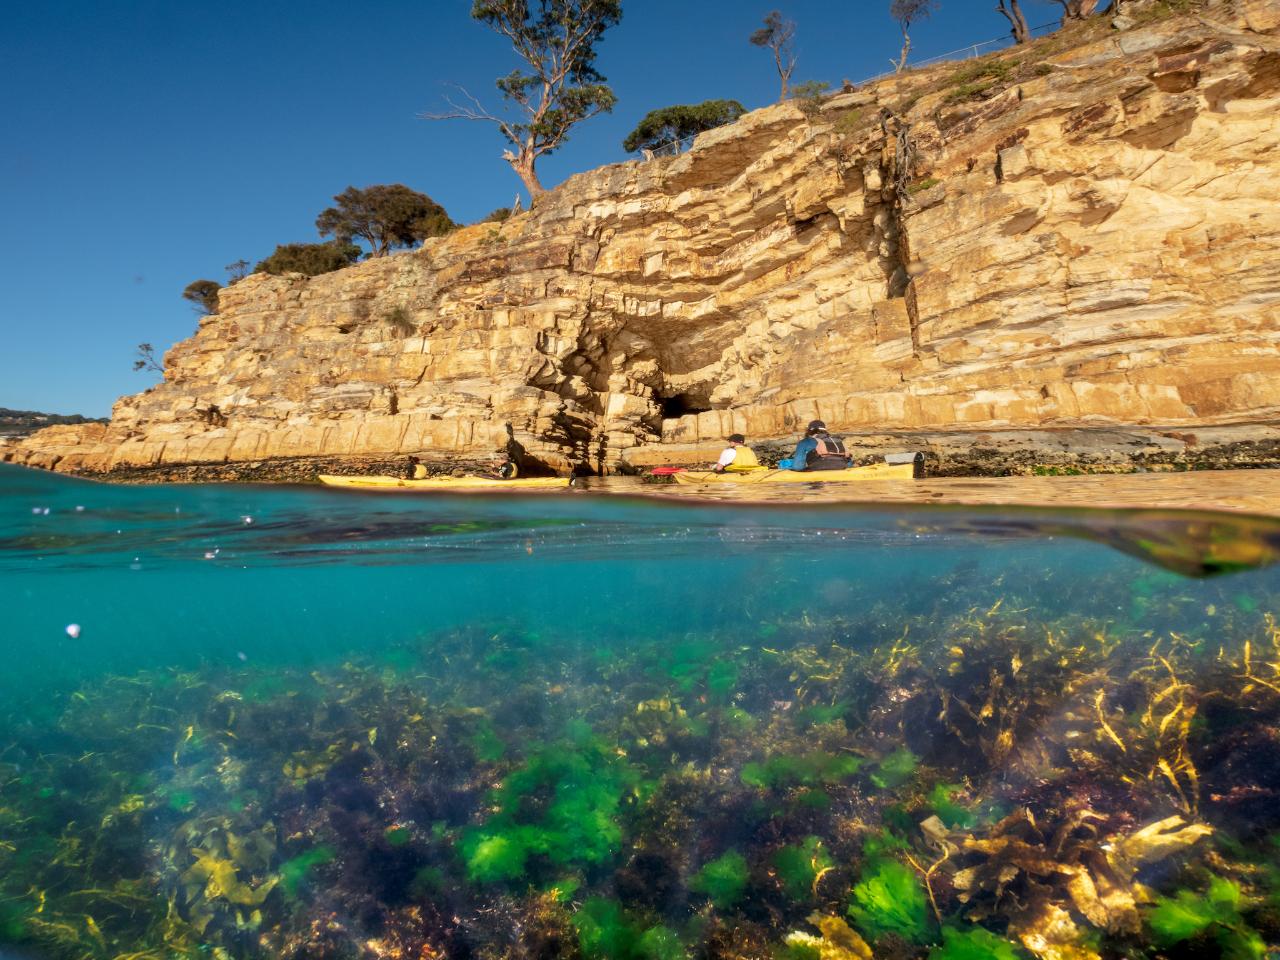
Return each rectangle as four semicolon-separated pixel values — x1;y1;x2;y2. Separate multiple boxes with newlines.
658;393;712;420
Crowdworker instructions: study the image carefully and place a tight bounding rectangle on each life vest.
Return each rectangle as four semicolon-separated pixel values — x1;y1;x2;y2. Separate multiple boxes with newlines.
806;434;850;470
725;445;760;471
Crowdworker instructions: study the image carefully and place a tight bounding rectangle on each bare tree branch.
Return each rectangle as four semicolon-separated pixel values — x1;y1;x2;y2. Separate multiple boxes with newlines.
420;84;519;146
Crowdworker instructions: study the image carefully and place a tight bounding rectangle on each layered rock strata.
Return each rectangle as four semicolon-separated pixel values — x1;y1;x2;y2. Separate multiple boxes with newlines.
5;0;1280;477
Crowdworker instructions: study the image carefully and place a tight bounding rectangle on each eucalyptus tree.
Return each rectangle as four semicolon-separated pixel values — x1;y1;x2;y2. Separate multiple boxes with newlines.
749;11;797;101
997;0;1031;43
425;0;622;196
316;185;454;258
889;0;938;72
1048;0;1099;22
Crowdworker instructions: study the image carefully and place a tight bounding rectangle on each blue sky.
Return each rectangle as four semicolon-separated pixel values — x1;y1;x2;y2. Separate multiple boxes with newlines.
0;0;1058;417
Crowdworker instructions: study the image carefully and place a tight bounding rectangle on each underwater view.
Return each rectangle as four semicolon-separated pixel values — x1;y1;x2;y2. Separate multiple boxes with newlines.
4;462;1280;960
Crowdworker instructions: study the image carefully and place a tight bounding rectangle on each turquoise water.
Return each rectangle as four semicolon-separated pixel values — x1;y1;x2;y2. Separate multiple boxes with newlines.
3;462;1280;960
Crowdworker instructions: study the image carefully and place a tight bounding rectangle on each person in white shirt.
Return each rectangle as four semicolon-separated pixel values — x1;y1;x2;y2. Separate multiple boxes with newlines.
712;434;761;473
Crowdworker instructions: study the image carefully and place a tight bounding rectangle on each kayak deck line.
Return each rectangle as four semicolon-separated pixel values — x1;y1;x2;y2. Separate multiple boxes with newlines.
318;474;571;490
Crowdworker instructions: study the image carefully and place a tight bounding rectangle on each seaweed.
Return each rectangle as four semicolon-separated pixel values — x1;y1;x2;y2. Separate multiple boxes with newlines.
1;555;1278;960
690;850;750;910
460;733;639;884
870;748;918;789
278;845;336;898
572;898;683;960
773;836;835;902
847;860;932;943
784;914;872;960
1148;877;1266;958
929;925;1028;960
741;751;863;790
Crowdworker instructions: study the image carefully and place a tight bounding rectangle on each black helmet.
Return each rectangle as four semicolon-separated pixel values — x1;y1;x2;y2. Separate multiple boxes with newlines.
806;419;827;434
726;433;746;444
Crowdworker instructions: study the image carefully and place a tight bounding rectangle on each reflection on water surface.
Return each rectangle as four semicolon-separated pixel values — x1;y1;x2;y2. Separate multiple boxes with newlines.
2;463;1279;960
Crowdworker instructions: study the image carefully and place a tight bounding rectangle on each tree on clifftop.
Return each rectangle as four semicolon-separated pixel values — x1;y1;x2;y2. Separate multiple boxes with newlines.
1047;0;1099;23
622;100;746;155
889;0;938;72
749;11;797;102
423;0;622;197
315;185;455;258
996;0;1031;44
254;241;361;278
182;279;222;316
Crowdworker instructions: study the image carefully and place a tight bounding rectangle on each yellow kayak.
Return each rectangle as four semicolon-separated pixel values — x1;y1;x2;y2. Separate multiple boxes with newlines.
318;474;571;491
671;462;916;485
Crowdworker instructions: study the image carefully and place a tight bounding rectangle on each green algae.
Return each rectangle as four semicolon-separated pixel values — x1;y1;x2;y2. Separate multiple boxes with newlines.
740;751;863;790
384;825;412;847
928;782;977;828
928;925;1028;960
461;734;639;884
690;850;750;910
773;836;834;902
1148;876;1267;958
573;898;683;960
278;845;336;898
0;901;28;943
848;860;932;943
869;747;918;790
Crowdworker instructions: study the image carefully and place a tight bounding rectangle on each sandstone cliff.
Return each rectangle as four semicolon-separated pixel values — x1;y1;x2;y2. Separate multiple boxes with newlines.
6;0;1280;477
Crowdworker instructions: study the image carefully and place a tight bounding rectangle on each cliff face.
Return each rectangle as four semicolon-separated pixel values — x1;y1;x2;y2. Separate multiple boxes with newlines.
7;0;1280;476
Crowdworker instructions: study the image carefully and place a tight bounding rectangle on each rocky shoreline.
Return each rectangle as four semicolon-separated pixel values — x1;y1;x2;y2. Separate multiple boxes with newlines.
6;423;1277;483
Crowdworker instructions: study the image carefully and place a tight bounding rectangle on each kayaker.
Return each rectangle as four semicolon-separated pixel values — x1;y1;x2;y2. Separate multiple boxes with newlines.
778;420;853;471
485;454;519;480
712;434;760;473
405;455;429;480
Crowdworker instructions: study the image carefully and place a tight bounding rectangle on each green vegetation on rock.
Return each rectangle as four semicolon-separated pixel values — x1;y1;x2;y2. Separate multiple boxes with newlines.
255;240;361;277
622;99;745;154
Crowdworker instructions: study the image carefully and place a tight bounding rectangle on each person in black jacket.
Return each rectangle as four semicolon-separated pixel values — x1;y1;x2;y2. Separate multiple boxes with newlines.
779;420;853;471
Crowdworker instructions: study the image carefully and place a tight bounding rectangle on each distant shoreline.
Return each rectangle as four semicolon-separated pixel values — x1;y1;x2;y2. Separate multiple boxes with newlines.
0;406;107;439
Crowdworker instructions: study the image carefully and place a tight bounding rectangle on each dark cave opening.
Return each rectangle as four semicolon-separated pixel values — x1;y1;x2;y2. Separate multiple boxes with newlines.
658;393;713;420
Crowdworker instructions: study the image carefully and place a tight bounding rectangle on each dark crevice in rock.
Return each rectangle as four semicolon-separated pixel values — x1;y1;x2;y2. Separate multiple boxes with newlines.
658;392;712;421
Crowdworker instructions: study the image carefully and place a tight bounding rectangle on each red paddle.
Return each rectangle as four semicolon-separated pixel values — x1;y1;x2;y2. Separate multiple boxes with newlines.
649;466;688;475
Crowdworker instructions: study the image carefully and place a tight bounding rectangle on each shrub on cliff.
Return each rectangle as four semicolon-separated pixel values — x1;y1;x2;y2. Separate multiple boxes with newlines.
254;241;361;278
315;184;455;258
182;279;222;316
622;100;746;155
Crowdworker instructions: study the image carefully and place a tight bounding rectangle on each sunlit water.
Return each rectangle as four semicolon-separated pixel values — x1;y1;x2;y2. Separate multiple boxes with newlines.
3;463;1280;960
